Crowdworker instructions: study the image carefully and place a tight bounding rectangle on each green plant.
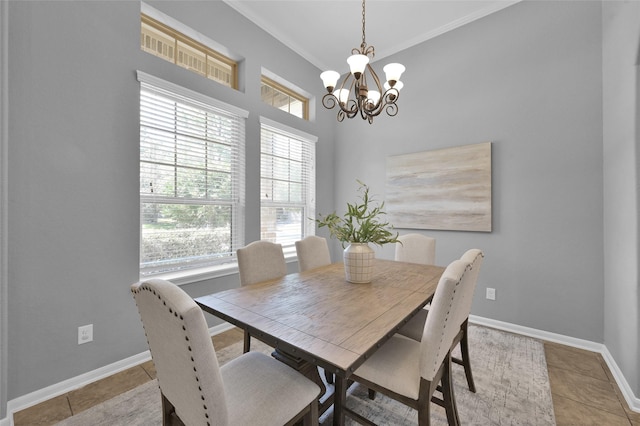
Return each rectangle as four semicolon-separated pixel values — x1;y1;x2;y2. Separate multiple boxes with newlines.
316;180;399;246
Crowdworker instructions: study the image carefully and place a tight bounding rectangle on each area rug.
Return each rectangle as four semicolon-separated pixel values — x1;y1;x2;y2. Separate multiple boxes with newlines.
56;325;555;425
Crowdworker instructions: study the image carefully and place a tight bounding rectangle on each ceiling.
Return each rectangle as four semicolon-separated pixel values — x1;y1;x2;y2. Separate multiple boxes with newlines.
223;0;520;73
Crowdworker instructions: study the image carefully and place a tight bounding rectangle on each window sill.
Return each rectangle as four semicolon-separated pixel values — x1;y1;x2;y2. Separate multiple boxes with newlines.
142;253;299;287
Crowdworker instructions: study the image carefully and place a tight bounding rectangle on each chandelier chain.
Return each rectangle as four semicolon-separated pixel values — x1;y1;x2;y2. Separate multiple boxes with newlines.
361;0;366;49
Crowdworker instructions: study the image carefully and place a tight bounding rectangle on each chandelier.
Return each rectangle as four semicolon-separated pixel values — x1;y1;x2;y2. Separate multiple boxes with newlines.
320;0;405;124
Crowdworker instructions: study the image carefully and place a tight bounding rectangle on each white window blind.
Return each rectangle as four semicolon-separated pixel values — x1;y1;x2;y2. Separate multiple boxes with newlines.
139;73;246;275
260;118;316;251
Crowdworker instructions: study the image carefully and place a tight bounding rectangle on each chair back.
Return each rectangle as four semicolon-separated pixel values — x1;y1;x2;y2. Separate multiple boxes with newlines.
395;233;436;265
295;236;331;272
237;240;287;286
458;249;484;325
419;259;470;381
131;279;228;425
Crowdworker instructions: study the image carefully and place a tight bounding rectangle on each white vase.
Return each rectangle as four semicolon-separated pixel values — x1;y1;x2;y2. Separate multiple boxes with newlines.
343;243;375;283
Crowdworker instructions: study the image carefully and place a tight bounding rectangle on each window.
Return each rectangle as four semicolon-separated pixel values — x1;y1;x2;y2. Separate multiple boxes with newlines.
141;13;238;89
261;76;309;120
260;118;316;253
138;71;247;276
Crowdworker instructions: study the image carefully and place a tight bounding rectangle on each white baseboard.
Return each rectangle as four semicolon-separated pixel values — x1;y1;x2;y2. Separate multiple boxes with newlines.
2;318;638;426
469;315;640;413
2;322;234;426
600;345;640;413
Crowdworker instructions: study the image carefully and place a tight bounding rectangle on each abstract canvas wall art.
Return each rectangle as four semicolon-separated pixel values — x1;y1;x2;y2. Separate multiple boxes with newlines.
386;142;492;232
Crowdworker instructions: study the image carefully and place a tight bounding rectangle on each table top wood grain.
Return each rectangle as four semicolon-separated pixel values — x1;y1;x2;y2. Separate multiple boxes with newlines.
195;259;444;377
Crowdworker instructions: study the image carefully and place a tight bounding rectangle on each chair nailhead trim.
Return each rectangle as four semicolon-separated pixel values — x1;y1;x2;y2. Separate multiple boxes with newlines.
133;282;212;423
432;265;470;371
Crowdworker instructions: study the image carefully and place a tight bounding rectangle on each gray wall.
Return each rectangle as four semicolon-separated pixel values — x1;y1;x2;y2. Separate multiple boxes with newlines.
331;0;605;342
6;0;334;400
602;1;640;396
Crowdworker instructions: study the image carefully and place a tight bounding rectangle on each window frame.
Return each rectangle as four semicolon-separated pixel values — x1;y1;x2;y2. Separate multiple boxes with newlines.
137;71;248;277
141;13;238;89
259;117;317;254
261;76;310;120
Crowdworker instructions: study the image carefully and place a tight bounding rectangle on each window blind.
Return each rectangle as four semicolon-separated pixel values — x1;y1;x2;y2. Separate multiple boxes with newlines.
139;75;246;275
260;119;316;250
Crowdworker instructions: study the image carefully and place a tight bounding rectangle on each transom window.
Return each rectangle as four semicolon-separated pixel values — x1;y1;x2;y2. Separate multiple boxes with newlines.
138;72;247;276
260;118;316;252
141;13;238;89
261;76;309;120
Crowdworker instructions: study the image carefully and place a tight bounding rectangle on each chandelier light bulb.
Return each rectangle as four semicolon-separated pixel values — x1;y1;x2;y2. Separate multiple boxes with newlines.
368;90;381;106
320;70;340;92
383;63;406;85
334;88;350;104
347;54;369;79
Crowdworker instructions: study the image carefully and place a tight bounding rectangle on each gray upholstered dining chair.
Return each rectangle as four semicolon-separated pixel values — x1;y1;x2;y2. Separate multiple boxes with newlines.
395;233;436;265
397;249;484;393
131;278;320;426
295;235;331;272
237;240;287;352
347;259;471;426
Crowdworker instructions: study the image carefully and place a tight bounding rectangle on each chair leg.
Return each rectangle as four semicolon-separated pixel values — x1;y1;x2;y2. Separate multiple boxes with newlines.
368;388;376;400
303;399;319;426
441;357;460;426
459;320;476;393
161;394;172;426
417;379;435;426
243;330;251;353
162;394;185;426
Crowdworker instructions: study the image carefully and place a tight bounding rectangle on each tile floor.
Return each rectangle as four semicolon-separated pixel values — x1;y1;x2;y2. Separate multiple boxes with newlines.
12;327;640;425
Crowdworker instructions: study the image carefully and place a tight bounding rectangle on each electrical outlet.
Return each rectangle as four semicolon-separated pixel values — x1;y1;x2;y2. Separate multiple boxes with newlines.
78;324;93;345
486;288;496;301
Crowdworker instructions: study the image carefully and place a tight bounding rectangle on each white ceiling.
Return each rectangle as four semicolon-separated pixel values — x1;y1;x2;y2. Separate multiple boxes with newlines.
223;0;520;73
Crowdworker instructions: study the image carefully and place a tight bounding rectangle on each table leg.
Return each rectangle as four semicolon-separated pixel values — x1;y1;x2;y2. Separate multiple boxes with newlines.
333;375;346;426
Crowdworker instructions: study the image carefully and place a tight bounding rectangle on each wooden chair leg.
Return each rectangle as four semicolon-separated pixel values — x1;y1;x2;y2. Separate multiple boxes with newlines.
162;394;185;426
459;320;476;393
417;378;435;426
161;394;172;426
307;399;319;426
243;330;251;353
441;357;460;426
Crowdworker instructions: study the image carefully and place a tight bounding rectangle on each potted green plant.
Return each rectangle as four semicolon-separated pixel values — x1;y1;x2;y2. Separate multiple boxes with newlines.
316;180;399;283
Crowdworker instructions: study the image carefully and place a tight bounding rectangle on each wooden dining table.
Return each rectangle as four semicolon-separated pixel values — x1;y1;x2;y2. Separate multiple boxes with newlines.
195;258;444;426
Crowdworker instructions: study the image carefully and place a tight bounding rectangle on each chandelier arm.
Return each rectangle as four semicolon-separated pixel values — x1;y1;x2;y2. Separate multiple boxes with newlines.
383;88;400;104
363;100;383;118
344;99;359;117
362;87;400;118
363;45;375;58
340;73;352;92
367;63;384;93
322;93;338;109
384;102;399;117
